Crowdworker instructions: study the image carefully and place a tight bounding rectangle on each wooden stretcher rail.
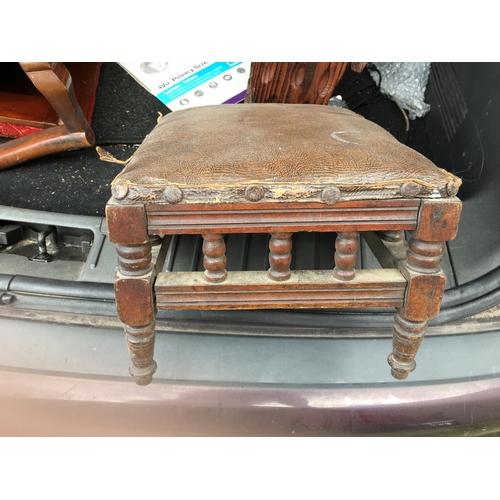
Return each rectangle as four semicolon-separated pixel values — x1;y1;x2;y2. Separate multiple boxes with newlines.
155;268;407;310
147;201;421;235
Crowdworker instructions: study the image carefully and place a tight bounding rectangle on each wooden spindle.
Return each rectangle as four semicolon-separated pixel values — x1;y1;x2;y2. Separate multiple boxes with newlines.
333;231;359;281
268;232;293;281
202;234;227;283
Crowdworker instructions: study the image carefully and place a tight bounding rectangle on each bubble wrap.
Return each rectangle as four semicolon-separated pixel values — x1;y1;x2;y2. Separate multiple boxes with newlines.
370;62;431;120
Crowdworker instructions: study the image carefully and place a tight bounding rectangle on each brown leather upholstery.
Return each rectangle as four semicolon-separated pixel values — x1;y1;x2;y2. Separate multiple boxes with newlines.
111;104;461;206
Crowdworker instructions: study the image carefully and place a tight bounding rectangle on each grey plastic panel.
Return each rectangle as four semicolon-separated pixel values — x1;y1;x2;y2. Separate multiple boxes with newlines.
0;206;116;284
1;316;500;385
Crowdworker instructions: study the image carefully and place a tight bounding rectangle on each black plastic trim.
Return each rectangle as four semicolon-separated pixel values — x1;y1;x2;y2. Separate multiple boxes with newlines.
2;264;500;331
2;274;115;300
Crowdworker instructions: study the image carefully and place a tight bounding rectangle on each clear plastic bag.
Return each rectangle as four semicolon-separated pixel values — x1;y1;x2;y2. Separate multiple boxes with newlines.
369;62;431;120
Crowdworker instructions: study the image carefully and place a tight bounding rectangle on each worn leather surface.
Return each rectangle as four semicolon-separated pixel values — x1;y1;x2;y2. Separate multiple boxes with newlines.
111;104;461;204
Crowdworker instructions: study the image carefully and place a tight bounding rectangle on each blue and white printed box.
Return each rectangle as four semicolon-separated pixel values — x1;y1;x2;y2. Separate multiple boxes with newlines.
119;62;250;111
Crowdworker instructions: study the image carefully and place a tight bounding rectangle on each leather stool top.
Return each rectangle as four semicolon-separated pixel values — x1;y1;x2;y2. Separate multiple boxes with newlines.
110;104;461;206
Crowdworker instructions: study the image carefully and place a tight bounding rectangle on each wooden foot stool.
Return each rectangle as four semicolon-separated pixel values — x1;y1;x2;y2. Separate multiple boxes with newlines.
106;104;462;386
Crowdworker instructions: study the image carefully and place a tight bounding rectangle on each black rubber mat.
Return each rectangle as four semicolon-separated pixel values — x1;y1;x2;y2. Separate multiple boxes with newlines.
91;63;171;144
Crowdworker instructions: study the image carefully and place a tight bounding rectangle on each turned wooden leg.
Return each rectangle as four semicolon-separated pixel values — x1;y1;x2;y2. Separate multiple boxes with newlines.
333;231;359;281
387;198;462;379
115;242;157;385
388;235;446;380
388;313;427;379
406;237;446;275
124;322;157;386
268;232;293;281
202;234;227;283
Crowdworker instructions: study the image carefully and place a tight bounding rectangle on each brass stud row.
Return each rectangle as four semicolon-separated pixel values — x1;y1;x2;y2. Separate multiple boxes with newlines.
112;180;460;203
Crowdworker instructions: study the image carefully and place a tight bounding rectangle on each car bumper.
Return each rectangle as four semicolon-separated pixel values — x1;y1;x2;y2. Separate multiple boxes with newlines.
2;316;500;436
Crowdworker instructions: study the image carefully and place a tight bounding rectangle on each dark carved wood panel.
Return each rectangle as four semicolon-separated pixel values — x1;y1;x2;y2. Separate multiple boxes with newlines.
245;63;349;105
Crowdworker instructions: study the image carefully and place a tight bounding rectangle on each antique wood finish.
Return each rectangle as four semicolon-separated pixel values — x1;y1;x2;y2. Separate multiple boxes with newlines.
114;242;157;386
245;63;349;105
0;62;97;170
105;103;463;385
106;201;149;246
107;204;158;386
386;198;461;379
388;313;427;379
398;262;447;322
363;200;460;379
406;238;445;274
333;231;359;281
364;224;449;378
116;242;153;277
155;269;406;310
123;322;157;386
202;234;227;283
146;199;421;235
268;233;293;281
412;197;462;242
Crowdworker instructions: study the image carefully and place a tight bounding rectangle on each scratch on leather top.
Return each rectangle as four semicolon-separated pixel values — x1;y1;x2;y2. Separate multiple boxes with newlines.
111;104;461;204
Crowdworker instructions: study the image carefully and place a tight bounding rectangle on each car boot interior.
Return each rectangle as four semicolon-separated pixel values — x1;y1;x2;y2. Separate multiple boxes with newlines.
1;62;499;333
